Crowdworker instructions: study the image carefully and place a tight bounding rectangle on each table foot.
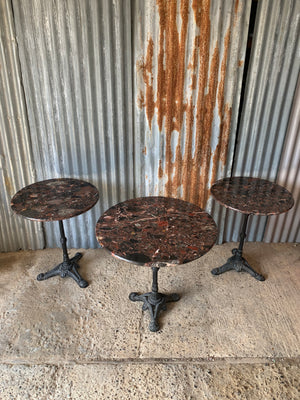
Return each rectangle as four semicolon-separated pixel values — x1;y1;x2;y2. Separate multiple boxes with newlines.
129;291;180;332
211;248;265;281
37;252;89;288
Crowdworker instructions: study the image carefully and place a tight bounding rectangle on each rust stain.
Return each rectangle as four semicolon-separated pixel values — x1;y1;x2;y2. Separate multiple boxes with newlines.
217;28;231;119
197;44;219;208
169;0;190;195
158;159;164;179
234;0;240;26
156;0;167;132
138;0;233;208
142;146;147;155
211;27;233;187
181;98;195;201
144;38;155;129
174;0;190;132
4;175;13;196
160;0;179;195
138;38;155;128
220;104;232;164
238;59;244;67
188;0;213;207
234;0;239;16
137;92;145;109
189;36;200;90
211;104;232;186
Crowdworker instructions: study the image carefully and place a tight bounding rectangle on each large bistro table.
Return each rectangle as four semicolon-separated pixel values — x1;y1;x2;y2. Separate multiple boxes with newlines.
210;177;294;281
11;178;99;288
95;196;218;332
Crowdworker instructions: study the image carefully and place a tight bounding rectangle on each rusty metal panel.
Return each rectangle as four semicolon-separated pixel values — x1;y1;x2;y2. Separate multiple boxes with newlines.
12;0;134;249
133;0;251;224
0;0;43;251
226;0;300;243
2;0;297;253
264;76;300;243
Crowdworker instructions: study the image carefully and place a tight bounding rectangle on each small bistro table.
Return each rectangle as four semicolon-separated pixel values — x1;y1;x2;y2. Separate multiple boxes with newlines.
210;177;294;281
11;178;99;288
95;196;217;332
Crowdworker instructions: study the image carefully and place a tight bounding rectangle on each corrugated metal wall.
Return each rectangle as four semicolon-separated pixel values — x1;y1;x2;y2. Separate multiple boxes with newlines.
11;0;134;249
0;0;299;252
133;0;250;207
133;0;253;245
223;0;300;243
264;75;300;243
0;0;44;251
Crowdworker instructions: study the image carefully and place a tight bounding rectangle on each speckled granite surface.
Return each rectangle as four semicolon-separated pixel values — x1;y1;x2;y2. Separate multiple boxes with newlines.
211;177;294;215
11;178;99;221
96;196;217;266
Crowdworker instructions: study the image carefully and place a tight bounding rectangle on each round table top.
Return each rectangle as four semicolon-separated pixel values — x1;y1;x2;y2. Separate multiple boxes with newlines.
211;177;294;215
11;178;99;221
95;196;218;266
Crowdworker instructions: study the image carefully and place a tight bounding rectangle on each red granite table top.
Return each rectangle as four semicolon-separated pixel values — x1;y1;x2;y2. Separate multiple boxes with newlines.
11;178;99;221
211;177;294;215
95;196;218;266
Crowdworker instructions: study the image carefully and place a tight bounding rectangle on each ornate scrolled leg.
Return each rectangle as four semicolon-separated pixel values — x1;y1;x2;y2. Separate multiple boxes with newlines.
37;221;88;288
129;266;180;332
240;257;265;281
211;214;265;281
211;248;265;281
211;261;234;276
37;252;88;287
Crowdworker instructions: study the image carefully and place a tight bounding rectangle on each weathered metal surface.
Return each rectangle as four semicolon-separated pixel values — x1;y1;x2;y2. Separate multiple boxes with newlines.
12;0;134;249
134;0;251;210
0;0;298;252
264;76;300;243
0;0;43;251
224;0;300;243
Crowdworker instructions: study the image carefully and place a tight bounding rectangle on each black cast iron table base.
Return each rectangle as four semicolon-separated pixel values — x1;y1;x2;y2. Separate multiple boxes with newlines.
129;291;180;332
129;265;180;332
36;220;89;288
37;252;89;288
211;248;265;281
211;214;265;281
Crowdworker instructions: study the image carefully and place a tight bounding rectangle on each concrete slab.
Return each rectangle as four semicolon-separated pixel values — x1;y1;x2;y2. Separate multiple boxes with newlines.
138;243;300;359
0;249;143;363
0;243;299;364
0;360;299;400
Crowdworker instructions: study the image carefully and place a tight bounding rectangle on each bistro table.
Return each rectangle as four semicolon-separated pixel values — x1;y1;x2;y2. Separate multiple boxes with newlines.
95;196;217;332
210;177;294;281
11;178;99;288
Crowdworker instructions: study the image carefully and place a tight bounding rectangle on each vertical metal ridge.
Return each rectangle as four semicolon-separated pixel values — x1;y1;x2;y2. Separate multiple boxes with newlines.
210;0;252;243
228;0;300;243
1;0;298;251
12;0;134;249
264;76;300;243
0;0;43;251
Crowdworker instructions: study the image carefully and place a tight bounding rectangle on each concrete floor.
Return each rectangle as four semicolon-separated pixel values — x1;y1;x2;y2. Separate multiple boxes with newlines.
0;242;299;399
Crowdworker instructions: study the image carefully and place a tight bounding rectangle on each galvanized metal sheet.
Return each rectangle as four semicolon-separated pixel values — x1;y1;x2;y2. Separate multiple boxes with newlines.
133;0;251;221
1;0;298;252
264;76;300;243
12;0;134;249
0;0;43;251
225;0;300;243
